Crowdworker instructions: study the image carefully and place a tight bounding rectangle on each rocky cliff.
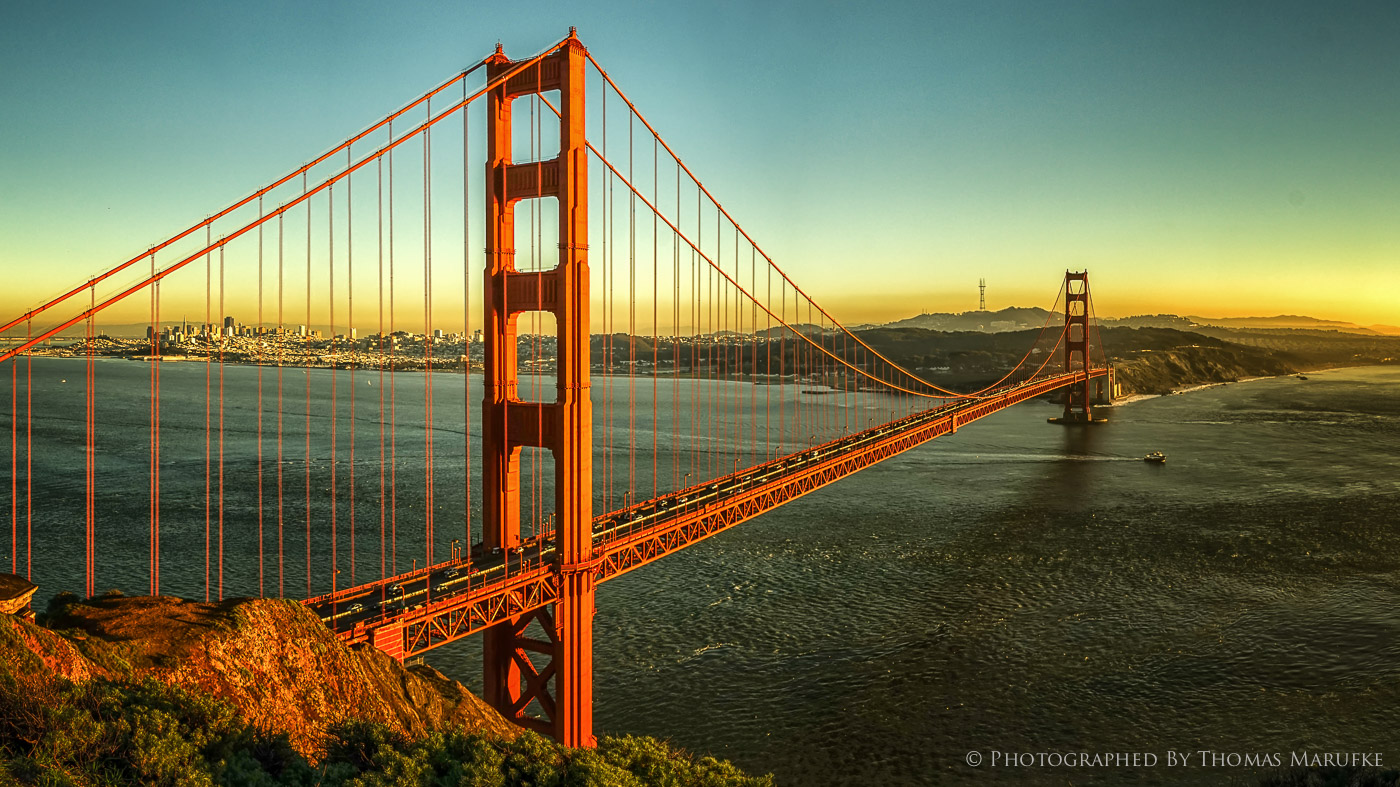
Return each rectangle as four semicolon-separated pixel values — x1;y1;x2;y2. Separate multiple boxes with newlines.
1;592;518;758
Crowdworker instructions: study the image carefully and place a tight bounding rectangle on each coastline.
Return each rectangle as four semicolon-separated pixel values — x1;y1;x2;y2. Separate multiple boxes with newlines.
1106;375;1280;407
1105;363;1390;408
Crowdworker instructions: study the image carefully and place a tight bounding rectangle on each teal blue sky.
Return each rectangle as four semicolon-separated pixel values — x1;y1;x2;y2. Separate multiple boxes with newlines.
2;1;1398;326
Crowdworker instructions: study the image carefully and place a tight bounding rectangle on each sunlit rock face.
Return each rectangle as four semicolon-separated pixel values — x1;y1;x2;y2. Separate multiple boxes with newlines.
0;593;519;757
0;573;36;618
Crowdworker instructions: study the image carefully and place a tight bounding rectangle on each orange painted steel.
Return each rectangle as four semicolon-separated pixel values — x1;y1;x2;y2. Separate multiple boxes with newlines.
481;29;594;748
401;569;556;656
1060;271;1095;422
312;368;1107;649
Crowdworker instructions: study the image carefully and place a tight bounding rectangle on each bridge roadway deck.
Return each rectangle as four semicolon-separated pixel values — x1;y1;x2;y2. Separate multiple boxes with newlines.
306;368;1106;658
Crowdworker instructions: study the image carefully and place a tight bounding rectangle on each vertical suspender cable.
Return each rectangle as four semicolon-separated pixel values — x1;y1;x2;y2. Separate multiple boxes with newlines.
378;155;386;580
534;89;543;541
739;237;745;462
305;175;312;597
205;225;212;602
533;91;541;544
628;108;635;500
257;199;264;595
348;148;356;584
700;188;707;480
652;134;658;499
330;183;338;599
25;318;30;580
153;275;161;594
85;288;94;598
600;86;608;511
218;244;226;600
672;159;680;489
9;340;14;574
146;255;154;592
690;239;697;480
424;100;435;567
462;81;471;558
281;211;289;590
390;122;398;575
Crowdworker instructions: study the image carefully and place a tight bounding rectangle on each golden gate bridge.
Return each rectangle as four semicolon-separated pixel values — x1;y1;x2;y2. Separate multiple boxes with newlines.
0;30;1111;747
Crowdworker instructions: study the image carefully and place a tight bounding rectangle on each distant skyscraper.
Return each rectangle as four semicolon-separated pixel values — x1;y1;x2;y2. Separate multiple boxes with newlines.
979;278;986;311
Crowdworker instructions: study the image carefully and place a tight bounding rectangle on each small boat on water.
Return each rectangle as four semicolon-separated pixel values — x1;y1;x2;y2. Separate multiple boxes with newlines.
1296;374;1308;380
1143;451;1167;464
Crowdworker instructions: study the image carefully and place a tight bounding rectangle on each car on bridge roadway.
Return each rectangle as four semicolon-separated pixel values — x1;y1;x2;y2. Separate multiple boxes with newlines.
346;603;365;614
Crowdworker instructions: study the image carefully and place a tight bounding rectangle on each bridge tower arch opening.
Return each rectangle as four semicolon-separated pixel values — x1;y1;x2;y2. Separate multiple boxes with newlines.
482;29;595;747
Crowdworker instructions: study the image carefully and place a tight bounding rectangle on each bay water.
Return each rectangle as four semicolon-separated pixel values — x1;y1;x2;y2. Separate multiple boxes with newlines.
5;359;1398;784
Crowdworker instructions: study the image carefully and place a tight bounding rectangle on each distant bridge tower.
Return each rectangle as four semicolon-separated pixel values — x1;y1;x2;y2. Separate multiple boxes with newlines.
1050;270;1101;424
979;278;986;311
482;29;595;747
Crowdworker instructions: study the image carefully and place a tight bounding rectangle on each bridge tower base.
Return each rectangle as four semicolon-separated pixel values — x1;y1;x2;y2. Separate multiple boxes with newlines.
1048;270;1108;425
481;31;596;748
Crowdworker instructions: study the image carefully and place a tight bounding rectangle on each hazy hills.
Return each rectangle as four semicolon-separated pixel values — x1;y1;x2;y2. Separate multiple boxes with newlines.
877;308;1400;336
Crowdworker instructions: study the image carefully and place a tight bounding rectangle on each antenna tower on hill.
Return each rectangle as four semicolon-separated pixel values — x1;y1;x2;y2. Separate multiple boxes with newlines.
979;278;986;311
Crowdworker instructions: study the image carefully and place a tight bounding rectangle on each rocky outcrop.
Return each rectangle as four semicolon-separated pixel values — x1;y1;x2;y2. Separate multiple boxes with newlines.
1110;345;1297;395
2;594;518;757
0;573;36;617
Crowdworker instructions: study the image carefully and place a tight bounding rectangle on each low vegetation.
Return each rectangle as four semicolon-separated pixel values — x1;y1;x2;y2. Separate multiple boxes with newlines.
0;670;771;786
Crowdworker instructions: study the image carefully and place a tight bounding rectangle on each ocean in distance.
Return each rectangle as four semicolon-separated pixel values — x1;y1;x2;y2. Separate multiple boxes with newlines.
4;359;1399;785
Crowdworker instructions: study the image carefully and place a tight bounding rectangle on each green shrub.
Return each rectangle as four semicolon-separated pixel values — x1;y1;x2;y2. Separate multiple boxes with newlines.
37;593;79;626
0;667;770;787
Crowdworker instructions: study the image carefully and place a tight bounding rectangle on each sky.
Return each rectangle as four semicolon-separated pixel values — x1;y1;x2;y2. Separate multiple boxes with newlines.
1;0;1398;329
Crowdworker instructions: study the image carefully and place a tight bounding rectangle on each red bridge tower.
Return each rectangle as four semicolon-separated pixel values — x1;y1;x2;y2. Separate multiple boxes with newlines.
1050;270;1104;424
482;30;595;747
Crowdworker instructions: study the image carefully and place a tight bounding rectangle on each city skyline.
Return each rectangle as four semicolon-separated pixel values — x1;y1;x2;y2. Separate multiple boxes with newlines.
2;1;1397;328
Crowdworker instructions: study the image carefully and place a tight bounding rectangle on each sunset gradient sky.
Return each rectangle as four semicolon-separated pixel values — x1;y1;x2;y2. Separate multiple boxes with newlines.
2;1;1397;328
